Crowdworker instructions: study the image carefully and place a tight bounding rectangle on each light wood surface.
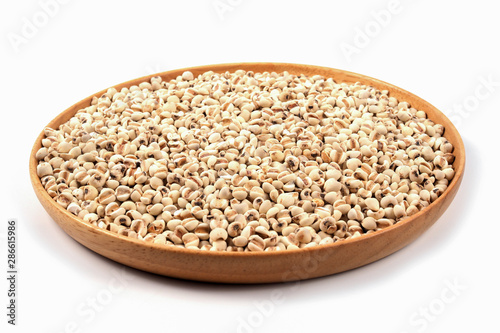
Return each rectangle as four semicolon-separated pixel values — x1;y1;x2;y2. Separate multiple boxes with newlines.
29;63;466;284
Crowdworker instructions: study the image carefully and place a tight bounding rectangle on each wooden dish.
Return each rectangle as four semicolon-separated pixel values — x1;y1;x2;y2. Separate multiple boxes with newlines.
29;63;465;284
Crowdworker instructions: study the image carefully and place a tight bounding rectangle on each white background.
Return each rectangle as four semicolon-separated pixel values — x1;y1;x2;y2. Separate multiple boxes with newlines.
1;1;498;332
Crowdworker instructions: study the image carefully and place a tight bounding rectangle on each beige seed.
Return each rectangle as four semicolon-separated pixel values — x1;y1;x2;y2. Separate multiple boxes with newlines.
209;227;228;242
211;240;227;251
114;215;131;226
67;202;82;215
249;186;265;200
393;204;406;219
232;187;247;200
278;193;296;208
98;188;116;205
380;196;397;208
227;220;245;237
194;223;210;240
82;185;99;201
37;162;53;177
182;233;200;248
182;71;194;81
324;178;341;193
361;217;377;230
266;206;280;219
35;147;49;160
247;235;265;251
364;198;380;211
147;203;164;216
147;220;165;234
296;228;312;244
233;235;248;247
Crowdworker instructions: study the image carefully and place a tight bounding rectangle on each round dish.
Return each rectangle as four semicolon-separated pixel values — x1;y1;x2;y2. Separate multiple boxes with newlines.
30;63;465;283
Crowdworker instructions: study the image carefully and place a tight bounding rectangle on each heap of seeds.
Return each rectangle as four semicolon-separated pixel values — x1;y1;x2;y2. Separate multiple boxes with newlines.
35;70;455;251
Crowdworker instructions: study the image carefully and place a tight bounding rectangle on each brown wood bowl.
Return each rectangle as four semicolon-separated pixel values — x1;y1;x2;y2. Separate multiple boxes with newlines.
29;63;465;284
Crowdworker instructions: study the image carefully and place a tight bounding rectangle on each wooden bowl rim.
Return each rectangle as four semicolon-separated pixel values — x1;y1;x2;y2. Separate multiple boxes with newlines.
29;62;466;258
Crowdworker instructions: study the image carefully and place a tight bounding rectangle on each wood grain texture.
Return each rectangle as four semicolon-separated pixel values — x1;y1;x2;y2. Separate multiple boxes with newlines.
29;63;465;284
